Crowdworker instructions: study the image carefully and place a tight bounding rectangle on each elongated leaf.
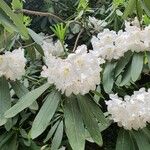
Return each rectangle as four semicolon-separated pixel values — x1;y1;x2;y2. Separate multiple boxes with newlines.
123;0;136;19
103;62;116;93
131;52;143;82
10;80;38;110
77;95;103;146
64;97;85;150
31;90;61;139
0;0;29;39
51;120;63;150
84;95;108;130
136;0;143;21
44;121;60;143
28;28;43;45
0;132;14;148
0;76;11;126
146;52;150;69
0;12;18;32
132;130;150;150
119;63;132;86
116;129;135;150
5;83;50;118
115;51;133;77
140;0;150;17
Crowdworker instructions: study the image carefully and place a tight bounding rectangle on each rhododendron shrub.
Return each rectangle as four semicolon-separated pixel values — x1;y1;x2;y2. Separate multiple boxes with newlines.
0;0;150;150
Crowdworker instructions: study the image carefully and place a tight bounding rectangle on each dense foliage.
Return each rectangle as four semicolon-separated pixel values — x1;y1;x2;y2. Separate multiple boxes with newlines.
0;0;150;150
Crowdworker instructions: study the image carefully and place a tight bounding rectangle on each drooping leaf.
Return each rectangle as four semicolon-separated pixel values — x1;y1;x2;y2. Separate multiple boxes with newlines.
0;76;11;126
116;129;135;150
44;121;60;143
115;51;133;77
146;52;150;69
31;90;61;139
10;80;38;110
64;97;85;150
28;28;43;45
131;52;143;82
119;63;132;86
51;120;63;150
103;62;116;93
83;95;109;130
132;130;150;150
5;83;50;118
77;95;103;146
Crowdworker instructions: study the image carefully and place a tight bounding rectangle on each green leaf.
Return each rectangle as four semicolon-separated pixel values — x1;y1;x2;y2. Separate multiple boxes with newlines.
31;90;61;139
44;121;60;143
132;130;150;150
146;52;150;69
51;120;63;150
123;0;136;19
0;0;29;39
77;95;103;146
115;51;133;77
10;80;29;98
119;63;132;86
64;97;85;150
0;11;18;32
5;83;50;118
140;0;150;17
136;0;143;21
131;52;143;82
28;28;43;45
116;129;135;150
0;132;14;148
10;80;38;110
83;95;109;130
0;76;11;126
103;62;116;93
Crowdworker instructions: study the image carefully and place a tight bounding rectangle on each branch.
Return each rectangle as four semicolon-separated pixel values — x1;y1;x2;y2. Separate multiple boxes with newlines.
73;28;84;52
15;9;64;22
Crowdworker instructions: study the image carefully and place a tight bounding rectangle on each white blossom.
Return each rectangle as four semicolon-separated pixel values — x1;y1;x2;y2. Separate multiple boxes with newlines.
106;88;150;130
0;48;26;80
91;21;150;61
41;45;104;96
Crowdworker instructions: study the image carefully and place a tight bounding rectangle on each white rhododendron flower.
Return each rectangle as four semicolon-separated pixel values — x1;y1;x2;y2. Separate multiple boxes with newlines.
41;45;105;96
88;16;107;31
91;21;150;60
0;48;26;80
106;88;150;130
41;39;64;57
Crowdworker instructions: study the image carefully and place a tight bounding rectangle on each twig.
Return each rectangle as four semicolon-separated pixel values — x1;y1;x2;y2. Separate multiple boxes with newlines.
73;28;84;52
15;9;64;22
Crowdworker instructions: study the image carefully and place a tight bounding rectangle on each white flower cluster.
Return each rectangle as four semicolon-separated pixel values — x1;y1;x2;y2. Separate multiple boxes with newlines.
91;21;150;60
41;45;105;96
41;39;64;57
106;88;150;130
88;16;107;31
0;48;26;80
